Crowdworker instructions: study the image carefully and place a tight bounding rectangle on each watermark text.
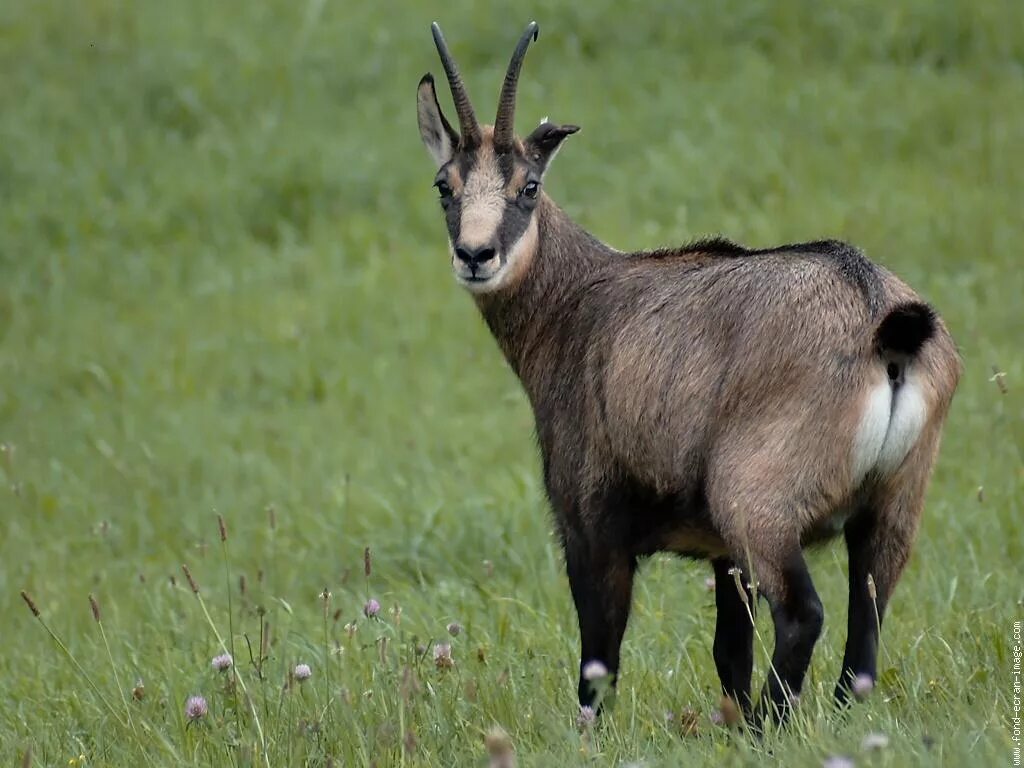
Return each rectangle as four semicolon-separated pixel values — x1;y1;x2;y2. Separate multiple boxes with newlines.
1013;620;1021;766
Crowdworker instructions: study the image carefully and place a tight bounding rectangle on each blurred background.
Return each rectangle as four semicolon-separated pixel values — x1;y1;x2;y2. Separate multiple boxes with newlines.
0;0;1021;764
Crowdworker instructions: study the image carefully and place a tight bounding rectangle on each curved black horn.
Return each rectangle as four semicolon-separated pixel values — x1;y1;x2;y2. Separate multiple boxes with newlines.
494;21;539;151
431;22;482;148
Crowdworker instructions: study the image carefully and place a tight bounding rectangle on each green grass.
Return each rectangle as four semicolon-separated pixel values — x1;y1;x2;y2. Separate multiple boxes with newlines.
1;0;1022;764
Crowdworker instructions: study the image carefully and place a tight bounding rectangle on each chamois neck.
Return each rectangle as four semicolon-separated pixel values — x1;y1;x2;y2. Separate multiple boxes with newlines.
474;195;615;379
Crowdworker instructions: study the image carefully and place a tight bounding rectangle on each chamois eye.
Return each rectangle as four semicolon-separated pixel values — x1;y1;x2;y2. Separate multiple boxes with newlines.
435;180;453;199
521;181;540;199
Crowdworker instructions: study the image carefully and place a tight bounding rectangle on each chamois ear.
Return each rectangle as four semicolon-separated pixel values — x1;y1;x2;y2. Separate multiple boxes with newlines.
417;73;459;169
523;121;579;175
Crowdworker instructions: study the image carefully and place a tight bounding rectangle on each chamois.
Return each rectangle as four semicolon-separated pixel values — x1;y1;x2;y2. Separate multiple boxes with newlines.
415;21;961;726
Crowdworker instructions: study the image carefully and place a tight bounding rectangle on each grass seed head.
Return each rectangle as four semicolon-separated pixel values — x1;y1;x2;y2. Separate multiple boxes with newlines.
677;708;701;737
181;564;199;594
990;365;1008;394
728;566;749;605
20;590;40;618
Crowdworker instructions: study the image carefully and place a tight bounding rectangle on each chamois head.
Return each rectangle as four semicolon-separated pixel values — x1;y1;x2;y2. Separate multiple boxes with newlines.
417;22;579;293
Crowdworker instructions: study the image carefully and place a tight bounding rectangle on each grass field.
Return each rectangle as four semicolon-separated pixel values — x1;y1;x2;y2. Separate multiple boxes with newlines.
1;0;1022;765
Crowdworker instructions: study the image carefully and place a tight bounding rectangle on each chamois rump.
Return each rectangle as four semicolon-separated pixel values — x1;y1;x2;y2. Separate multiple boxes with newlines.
415;21;961;726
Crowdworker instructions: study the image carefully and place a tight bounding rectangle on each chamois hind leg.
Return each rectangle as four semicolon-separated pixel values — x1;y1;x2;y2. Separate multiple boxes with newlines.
711;461;825;728
750;548;824;728
723;517;823;729
711;558;754;715
563;528;636;711
835;423;940;705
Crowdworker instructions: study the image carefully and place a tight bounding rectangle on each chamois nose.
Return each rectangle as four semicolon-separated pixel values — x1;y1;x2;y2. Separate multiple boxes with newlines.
454;244;497;267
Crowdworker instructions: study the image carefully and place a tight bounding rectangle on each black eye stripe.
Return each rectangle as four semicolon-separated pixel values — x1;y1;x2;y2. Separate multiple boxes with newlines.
496;200;533;246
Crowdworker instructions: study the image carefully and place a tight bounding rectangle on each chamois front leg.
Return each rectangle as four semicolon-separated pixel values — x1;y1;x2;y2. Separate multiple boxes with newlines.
712;558;754;715
563;529;636;712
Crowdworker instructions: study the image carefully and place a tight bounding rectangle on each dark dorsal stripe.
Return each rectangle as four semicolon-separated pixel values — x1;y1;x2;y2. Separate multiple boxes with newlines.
642;237;882;314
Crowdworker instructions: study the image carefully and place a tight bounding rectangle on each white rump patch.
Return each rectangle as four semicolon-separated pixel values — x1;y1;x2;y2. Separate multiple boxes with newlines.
852;381;892;481
852;370;928;480
877;373;928;473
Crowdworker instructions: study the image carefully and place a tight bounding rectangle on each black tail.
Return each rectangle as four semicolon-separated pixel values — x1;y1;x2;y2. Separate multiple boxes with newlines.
874;301;936;357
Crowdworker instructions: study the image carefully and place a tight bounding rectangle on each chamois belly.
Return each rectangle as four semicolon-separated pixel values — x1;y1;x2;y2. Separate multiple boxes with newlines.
614;474;729;560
